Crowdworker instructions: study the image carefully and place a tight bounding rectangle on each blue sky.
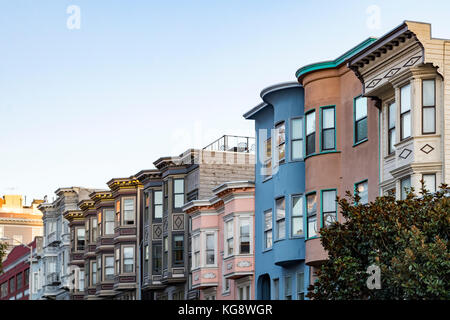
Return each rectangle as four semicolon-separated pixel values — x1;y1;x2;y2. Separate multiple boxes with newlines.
1;0;450;203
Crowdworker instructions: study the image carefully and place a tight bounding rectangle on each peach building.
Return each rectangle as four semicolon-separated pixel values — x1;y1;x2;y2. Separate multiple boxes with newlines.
183;181;254;300
0;195;44;254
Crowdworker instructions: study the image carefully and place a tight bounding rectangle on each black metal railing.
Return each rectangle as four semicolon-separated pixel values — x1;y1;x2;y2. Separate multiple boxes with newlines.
202;135;255;154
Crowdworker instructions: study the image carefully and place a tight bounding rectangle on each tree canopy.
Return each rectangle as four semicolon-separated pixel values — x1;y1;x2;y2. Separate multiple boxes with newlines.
307;183;450;300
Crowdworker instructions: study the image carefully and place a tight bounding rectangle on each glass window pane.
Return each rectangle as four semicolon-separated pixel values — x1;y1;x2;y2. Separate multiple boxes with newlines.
306;112;315;135
174;194;184;208
423;174;436;193
276;198;285;220
154;205;163;219
356;118;368;142
402;112;411;139
323;129;335;150
423;107;435;133
356;181;368;204
401;84;411;113
306;133;315;156
154;191;163;205
264;211;272;230
292;217;303;236
124;247;134;258
291;118;303;140
389;103;396;129
322;108;335;129
292;196;303;217
389;128;396;154
355;97;367;121
276;122;285;145
423;80;435;107
307;216;317;238
322;190;337;212
401;177;411;200
291;140;303;160
278;143;285;161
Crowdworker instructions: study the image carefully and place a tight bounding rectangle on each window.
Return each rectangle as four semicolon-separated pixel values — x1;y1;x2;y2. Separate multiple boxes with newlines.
291;118;303;160
237;283;251;300
275;198;285;240
9;278;15;294
152;244;162;273
123;247;135;273
225;220;234;256
322;190;337;227
239;219;250;254
306;111;316;156
115;248;120;274
423;174;436;193
144;193;150;224
388;102;396;155
77;228;85;251
123;199;135;225
275;121;285;163
321;107;335;151
401;176;411;200
85;219;90;244
163;181;168;212
284;275;292;300
163;236;168;269
292;195;304;237
17;273;23;290
97;256;102;283
173;179;185;208
306;193;317;238
1;282;7;298
264;210;273;249
205;233;215;265
173;235;184;266
263;138;272;178
104;209;115;235
97;211;102;237
193;235;200;268
78;270;84;291
85;262;90;288
144;245;149;273
422;79;436;134
400;84;412;140
24;269;29;287
297;272;305;300
153;190;163;219
115;200;121;227
355;181;368;205
273;278;279;300
92;262;97;285
105;256;114;280
354;96;368;144
92;217;97;241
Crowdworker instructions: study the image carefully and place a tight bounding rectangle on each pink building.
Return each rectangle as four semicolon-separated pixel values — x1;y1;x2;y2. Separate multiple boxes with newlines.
183;181;255;300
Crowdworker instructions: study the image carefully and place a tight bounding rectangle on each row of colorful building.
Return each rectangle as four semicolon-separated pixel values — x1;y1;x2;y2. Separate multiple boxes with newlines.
1;21;450;300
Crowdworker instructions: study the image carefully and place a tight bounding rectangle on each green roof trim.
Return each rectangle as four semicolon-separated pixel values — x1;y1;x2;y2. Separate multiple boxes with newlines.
295;37;378;79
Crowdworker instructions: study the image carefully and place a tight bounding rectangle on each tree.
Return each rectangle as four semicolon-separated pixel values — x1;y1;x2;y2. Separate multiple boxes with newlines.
307;183;450;300
0;241;7;274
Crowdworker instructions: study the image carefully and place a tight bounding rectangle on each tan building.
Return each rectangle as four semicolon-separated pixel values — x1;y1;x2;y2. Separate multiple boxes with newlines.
0;195;44;254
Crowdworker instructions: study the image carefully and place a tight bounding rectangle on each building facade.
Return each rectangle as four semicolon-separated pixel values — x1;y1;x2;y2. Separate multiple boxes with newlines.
37;187;97;300
183;181;255;300
348;21;450;198
295;39;380;283
0;237;40;300
0;195;43;255
136;136;255;300
244;82;308;300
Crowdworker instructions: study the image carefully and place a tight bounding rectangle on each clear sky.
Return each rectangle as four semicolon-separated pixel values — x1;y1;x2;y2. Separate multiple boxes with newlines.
1;0;450;203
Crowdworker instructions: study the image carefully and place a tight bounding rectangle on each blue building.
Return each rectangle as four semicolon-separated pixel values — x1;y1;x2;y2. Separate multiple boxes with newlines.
244;82;307;300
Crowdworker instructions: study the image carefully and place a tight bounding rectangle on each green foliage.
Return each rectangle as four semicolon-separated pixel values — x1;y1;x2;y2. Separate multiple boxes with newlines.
0;241;7;274
307;182;450;300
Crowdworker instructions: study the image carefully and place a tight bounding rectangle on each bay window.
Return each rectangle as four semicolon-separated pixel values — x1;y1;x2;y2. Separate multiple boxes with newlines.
306;111;316;156
105;256;114;280
104;209;115;235
291;118;303;160
322;190;337;227
205;233;215;265
153;190;163;219
275;121;285;163
422;79;436;134
354;96;368;144
275;197;285;240
291;195;304;237
306;193;317;238
264;210;272;249
123;198;135;225
239;218;250;254
400;84;412;140
173;235;184;266
173;179;185;208
225;220;233;256
123;246;135;273
388;102;396;155
321;106;335;151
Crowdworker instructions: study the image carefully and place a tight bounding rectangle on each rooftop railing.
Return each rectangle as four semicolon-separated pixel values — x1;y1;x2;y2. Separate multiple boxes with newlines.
202;135;255;154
